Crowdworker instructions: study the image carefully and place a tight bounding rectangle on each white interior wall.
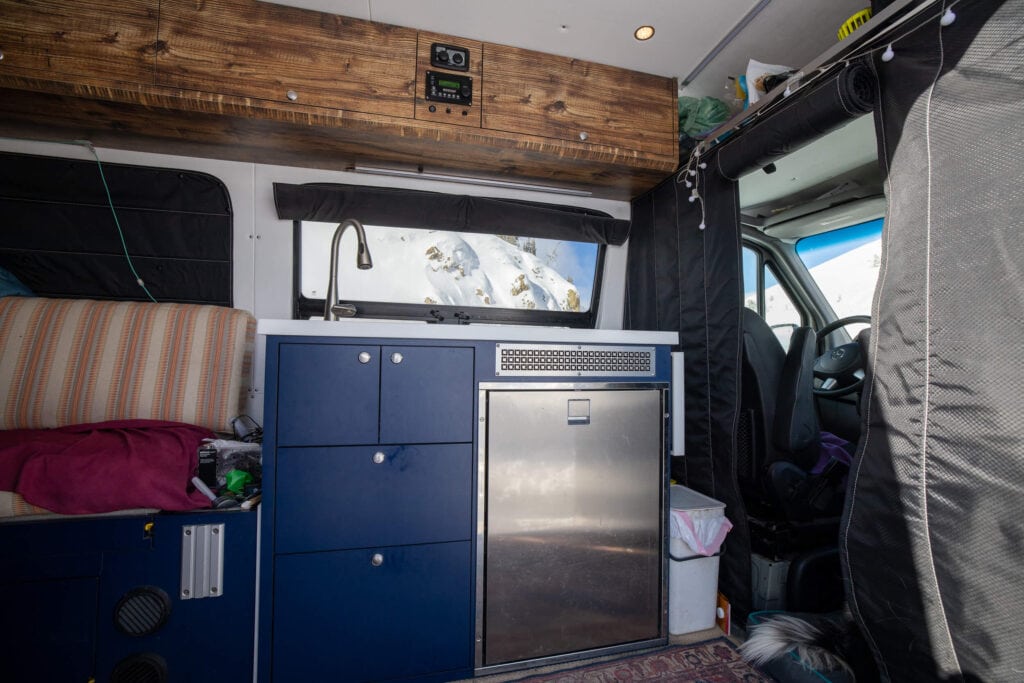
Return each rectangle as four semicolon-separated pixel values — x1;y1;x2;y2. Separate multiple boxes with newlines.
0;137;632;423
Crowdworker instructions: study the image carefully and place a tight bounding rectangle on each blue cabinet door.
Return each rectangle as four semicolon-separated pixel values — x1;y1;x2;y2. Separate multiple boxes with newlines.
380;346;474;444
277;343;380;446
0;577;97;681
275;443;473;554
272;542;472;682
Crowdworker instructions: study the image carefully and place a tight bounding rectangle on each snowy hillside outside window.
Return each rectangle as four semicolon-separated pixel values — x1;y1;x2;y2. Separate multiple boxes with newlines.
300;222;600;316
796;218;883;329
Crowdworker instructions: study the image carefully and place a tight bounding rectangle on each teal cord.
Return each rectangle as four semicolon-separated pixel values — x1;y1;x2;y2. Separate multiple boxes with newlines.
78;140;158;302
0;135;158;302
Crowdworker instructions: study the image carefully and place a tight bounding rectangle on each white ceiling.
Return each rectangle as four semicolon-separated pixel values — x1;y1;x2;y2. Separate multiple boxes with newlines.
261;0;868;98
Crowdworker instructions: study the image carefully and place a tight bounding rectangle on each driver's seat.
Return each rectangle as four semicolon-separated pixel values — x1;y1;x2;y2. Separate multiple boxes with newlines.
741;309;853;614
739;310;850;530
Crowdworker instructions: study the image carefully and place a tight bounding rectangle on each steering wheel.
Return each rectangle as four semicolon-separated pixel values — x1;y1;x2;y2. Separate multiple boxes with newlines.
813;315;871;397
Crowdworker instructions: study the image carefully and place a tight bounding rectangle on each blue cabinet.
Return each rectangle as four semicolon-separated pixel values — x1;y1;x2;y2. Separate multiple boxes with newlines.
277;343;380;446
276;343;473;446
263;338;476;682
273;542;472;682
0;511;257;683
276;443;473;554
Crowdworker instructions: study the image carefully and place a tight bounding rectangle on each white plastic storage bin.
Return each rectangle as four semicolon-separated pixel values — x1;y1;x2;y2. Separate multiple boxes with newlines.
668;485;730;635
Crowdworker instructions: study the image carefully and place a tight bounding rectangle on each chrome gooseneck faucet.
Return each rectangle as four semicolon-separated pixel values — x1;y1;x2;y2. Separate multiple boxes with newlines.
323;219;373;320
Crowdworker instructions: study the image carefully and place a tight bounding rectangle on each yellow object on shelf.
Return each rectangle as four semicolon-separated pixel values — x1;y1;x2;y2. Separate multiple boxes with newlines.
838;8;873;40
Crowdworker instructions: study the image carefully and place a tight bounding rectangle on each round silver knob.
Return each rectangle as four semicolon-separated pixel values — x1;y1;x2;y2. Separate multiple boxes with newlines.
578;131;589;141
0;50;5;61
286;90;298;101
390;352;403;364
372;451;385;464
371;553;384;567
358;351;371;364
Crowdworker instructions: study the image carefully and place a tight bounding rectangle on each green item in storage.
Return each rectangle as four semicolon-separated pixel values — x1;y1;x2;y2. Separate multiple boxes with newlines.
225;469;254;494
678;96;731;137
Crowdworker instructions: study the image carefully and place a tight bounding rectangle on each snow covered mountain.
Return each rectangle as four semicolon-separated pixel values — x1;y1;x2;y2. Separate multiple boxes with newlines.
304;224;584;312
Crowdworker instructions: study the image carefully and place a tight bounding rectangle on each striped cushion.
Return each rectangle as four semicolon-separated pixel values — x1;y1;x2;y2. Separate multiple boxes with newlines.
0;298;255;433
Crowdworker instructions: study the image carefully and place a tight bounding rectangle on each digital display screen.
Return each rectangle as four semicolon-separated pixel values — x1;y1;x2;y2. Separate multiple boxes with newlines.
438;79;461;90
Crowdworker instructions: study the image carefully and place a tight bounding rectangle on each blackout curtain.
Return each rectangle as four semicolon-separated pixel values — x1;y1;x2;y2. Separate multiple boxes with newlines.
841;1;1024;680
625;167;750;621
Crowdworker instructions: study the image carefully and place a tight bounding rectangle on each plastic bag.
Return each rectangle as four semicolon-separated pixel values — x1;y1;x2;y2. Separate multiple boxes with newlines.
670;507;733;556
745;59;795;105
678;96;731;137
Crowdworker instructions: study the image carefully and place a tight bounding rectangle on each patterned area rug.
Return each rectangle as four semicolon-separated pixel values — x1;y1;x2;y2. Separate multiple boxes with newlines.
505;638;772;682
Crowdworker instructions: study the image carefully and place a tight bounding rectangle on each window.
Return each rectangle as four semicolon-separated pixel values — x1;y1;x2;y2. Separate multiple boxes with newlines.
297;222;602;324
743;246;801;348
796;218;883;320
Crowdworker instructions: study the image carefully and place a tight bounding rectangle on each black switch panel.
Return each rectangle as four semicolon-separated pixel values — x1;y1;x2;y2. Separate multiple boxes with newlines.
431;43;470;72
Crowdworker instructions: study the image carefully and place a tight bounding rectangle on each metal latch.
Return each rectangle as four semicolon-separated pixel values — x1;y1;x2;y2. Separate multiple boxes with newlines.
181;523;225;599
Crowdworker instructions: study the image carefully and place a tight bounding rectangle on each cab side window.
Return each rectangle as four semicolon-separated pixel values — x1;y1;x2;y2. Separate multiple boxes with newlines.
743;246;801;349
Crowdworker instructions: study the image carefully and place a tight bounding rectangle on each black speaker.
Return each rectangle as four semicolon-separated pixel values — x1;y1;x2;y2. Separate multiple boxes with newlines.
110;652;168;683
113;586;172;637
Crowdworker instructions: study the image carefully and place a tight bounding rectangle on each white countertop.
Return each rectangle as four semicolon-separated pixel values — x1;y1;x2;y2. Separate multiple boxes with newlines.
257;319;677;346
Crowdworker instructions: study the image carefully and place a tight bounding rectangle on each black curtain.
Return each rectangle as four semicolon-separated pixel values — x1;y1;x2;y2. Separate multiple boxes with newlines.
626;166;750;621
625;58;883;624
842;1;1023;681
274;183;628;245
0;151;233;305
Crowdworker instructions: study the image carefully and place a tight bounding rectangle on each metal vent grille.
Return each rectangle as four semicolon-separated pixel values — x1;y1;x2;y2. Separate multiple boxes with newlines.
113;586;171;637
495;343;655;377
111;653;168;683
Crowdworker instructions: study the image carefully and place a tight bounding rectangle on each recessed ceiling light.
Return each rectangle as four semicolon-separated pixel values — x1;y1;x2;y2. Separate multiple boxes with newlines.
634;25;655;41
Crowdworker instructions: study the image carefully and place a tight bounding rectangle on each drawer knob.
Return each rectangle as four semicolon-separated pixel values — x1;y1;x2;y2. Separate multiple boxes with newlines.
358;351;372;364
390;352;403;365
286;90;298;101
0;50;5;61
371;553;384;567
578;131;589;141
372;451;386;464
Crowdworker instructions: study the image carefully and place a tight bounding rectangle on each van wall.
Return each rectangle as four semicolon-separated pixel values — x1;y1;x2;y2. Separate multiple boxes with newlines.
0;137;632;421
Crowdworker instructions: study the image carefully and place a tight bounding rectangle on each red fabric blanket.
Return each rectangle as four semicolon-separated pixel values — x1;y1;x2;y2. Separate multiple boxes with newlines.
0;420;213;514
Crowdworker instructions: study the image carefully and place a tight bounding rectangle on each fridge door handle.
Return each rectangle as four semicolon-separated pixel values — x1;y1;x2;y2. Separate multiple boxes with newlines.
567;398;591;425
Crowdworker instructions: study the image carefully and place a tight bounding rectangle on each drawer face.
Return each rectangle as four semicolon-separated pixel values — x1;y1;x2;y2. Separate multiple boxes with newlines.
276;343;380;446
275;444;472;553
272;542;472;681
380;345;474;444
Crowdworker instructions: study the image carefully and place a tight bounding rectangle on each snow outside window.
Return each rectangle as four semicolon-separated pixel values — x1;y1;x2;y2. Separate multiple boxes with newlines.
301;223;600;314
796;218;883;322
742;246;800;349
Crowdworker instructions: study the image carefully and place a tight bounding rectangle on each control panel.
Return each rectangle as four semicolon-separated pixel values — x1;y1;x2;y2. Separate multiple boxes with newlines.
426;71;473;106
431;43;470;72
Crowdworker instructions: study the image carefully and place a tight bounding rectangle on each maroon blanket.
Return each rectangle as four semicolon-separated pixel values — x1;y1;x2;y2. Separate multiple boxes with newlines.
0;420;213;514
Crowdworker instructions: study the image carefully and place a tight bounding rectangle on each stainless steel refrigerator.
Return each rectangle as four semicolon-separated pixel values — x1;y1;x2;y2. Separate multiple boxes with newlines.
476;383;667;673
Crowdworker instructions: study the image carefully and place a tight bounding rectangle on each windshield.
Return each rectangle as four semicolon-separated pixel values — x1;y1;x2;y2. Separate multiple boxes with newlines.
796;218;883;319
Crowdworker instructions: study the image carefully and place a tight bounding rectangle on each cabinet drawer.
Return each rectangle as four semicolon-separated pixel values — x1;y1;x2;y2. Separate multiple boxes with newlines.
276;343;380;446
272;542;472;682
275;444;472;553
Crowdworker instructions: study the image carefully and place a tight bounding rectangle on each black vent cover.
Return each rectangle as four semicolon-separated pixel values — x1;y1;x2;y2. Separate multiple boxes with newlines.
113;587;172;637
111;653;168;683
